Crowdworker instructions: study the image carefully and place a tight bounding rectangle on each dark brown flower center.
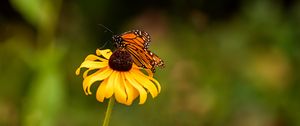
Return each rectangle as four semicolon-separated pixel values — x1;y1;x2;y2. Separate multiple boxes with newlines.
109;49;133;71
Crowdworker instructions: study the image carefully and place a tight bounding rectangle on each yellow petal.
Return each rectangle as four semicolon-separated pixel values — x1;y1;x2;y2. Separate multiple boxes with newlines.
130;70;158;98
148;77;161;93
132;64;140;69
85;61;108;68
96;49;112;59
145;69;153;77
82;62;108;78
96;79;108;102
81;60;108;69
114;72;127;104
135;70;161;93
83;67;112;95
122;73;139;105
83;67;106;78
75;60;108;76
131;67;153;77
104;71;116;98
125;72;147;104
85;54;106;61
75;67;81;75
83;68;92;78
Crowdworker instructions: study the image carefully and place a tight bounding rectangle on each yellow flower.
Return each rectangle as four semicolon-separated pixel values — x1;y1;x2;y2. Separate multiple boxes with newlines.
76;49;161;105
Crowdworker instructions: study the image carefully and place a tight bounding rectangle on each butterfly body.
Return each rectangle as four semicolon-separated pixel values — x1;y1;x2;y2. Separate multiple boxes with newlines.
112;30;164;72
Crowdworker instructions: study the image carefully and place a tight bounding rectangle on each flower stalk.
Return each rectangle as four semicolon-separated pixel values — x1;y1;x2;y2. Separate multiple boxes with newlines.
103;97;115;126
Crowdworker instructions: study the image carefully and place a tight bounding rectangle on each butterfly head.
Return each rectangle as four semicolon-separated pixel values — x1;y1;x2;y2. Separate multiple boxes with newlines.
112;35;123;48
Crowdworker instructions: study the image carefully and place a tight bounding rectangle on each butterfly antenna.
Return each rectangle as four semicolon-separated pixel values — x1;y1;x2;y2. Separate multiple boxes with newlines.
97;24;114;34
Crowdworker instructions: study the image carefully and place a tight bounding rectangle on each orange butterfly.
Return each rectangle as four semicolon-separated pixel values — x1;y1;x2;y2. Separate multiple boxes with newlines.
112;30;164;72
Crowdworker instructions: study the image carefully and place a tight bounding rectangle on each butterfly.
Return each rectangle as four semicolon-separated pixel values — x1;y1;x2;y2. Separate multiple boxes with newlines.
112;30;164;72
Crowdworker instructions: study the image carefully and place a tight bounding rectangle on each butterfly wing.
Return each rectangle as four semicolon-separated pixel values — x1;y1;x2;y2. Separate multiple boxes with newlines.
125;44;152;69
120;30;151;49
114;29;164;72
146;50;165;68
125;44;164;72
144;50;165;72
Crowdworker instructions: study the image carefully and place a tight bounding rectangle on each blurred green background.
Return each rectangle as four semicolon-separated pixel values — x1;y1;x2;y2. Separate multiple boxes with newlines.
1;0;300;126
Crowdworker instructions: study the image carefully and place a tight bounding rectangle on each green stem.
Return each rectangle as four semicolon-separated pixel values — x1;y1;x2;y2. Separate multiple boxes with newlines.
102;97;115;126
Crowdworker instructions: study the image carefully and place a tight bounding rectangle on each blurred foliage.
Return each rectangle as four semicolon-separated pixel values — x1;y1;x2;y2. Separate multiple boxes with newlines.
0;0;300;126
